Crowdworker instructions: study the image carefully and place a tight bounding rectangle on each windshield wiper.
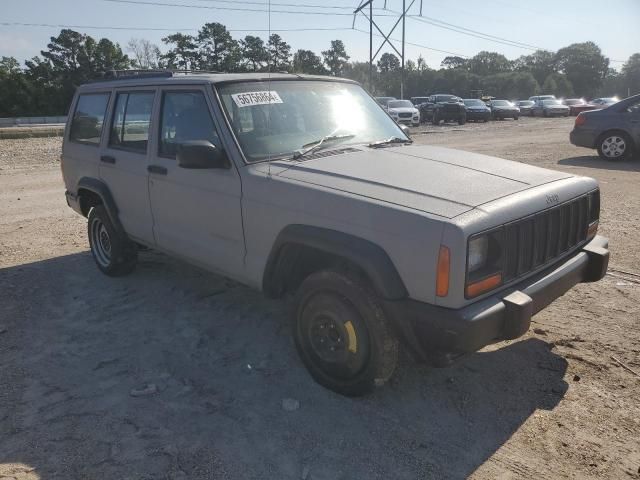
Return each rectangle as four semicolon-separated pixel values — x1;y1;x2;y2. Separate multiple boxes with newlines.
292;133;355;160
368;136;413;148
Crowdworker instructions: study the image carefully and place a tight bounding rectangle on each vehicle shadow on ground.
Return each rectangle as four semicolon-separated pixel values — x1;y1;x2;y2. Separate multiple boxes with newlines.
0;251;568;479
559;155;640;171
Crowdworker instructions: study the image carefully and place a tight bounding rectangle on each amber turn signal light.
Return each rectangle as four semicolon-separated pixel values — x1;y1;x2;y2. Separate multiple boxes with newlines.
436;246;450;297
466;273;502;298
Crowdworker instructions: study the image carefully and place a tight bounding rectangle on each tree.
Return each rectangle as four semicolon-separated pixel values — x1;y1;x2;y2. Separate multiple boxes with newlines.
267;34;292;71
241;35;268;71
292;49;326;75
621;53;640;96
0;57;33;116
440;56;467;70
467;51;511;76
542;73;574;97
322;40;349;76
161;33;198;69
481;71;539;99
513;50;556;86
196;23;240;72
416;55;428;71
555;42;609;97
377;52;400;73
127;38;162;69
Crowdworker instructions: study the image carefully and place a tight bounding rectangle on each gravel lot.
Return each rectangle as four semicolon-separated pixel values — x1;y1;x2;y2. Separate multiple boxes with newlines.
1;116;639;479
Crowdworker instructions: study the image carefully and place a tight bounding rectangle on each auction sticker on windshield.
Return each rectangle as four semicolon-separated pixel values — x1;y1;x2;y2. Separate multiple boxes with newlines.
231;91;283;107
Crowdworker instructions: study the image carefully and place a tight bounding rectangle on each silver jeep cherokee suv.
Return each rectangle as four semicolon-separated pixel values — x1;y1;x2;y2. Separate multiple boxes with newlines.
62;71;609;396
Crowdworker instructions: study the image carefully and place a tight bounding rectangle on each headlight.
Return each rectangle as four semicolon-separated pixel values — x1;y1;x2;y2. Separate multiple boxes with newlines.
468;236;488;273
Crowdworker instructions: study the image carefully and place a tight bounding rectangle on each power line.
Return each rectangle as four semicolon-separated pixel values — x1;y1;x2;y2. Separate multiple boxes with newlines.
102;0;398;16
0;21;353;33
191;0;386;11
352;27;468;58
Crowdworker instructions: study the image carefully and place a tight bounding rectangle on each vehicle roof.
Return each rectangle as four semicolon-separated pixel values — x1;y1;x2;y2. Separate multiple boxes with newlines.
78;72;358;91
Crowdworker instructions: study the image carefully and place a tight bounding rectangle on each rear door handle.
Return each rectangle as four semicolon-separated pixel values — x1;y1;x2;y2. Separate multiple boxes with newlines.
100;155;116;164
147;165;168;175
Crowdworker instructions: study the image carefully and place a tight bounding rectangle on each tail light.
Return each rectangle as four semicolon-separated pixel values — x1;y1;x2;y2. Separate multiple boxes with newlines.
575;114;587;127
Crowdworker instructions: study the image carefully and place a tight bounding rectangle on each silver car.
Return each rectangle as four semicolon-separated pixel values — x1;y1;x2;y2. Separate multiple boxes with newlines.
531;99;570;117
61;71;609;396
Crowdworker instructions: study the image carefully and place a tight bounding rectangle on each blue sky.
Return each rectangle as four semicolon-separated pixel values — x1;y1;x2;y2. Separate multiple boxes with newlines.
1;0;639;70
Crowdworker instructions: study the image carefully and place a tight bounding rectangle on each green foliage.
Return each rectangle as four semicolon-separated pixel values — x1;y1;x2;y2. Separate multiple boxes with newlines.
555;42;609;97
322;40;350;77
377;53;400;73
292;49;327;75
1;25;636;117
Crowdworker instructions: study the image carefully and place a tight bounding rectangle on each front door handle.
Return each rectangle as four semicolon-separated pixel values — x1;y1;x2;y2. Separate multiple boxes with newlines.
100;155;116;164
147;165;168;175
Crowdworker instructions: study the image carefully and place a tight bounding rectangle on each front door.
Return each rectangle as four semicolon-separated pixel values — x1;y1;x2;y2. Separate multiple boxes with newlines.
147;87;245;277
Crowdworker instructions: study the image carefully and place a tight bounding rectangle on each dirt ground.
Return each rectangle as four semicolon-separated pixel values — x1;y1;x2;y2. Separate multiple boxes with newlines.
1;116;639;480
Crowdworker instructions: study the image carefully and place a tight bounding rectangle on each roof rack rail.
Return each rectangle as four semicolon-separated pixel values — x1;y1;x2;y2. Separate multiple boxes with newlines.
90;69;223;83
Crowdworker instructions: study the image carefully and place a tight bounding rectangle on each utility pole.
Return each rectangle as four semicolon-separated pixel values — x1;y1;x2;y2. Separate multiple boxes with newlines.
353;0;416;98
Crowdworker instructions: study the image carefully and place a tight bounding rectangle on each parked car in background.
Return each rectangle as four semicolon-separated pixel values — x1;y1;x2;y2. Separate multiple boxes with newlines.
570;94;640;160
516;100;535;116
462;99;491;122
563;98;597;116
374;96;396;109
529;95;556;103
589;97;619;110
410;96;430;107
531;99;570;117
386;99;421;126
418;94;464;122
488;99;520;120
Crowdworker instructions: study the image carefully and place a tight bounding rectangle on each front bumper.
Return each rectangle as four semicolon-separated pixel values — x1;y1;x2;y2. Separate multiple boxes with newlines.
384;235;609;366
466;110;490;120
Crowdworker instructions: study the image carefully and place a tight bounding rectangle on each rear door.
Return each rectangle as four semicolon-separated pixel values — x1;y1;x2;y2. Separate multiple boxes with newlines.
99;88;157;244
147;86;245;276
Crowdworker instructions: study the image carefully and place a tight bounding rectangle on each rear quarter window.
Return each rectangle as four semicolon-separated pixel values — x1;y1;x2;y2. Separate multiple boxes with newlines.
69;93;110;145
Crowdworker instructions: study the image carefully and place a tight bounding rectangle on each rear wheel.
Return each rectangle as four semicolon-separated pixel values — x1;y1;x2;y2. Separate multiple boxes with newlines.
293;269;399;396
432;113;440;125
597;132;634;161
88;205;137;276
514;115;519;120
458;115;466;125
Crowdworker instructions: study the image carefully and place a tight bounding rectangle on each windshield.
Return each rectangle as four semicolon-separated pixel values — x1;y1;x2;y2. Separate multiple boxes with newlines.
463;99;484;106
387;100;413;108
411;97;429;104
218;81;407;162
518;101;534;106
564;99;584;105
543;99;562;105
492;100;512;106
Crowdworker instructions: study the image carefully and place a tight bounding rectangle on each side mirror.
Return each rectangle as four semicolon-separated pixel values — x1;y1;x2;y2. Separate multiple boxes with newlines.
400;124;411;137
177;141;229;169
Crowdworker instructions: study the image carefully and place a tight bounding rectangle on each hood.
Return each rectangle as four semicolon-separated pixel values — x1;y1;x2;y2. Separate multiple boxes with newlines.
275;145;572;218
388;107;418;113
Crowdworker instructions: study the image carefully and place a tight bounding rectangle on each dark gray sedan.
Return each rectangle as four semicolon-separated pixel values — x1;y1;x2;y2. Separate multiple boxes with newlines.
570;94;640;160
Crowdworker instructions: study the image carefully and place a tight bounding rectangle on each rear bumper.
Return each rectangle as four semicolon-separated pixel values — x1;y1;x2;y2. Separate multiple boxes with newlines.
384;235;609;366
570;129;596;149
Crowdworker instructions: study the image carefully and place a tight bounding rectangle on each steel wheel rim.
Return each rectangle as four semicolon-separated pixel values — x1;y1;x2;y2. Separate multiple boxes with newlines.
91;217;112;267
602;136;626;158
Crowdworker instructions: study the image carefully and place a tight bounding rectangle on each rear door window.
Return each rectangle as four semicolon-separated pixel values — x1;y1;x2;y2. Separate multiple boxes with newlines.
69;93;110;145
109;92;155;153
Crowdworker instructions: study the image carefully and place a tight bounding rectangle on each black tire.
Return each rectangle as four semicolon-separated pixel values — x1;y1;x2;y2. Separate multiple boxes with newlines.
432;113;440;125
293;269;399;396
597;131;634;161
87;205;137;276
543;110;548;117
514;115;519;120
458;115;466;125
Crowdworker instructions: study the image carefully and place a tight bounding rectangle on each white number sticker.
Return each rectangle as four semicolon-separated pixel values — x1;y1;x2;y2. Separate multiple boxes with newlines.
231;91;283;107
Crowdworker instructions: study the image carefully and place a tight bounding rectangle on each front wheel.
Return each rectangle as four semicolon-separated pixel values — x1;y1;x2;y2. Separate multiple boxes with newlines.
514;115;519;120
88;205;137;276
597;132;634;161
432;113;440;125
293;269;399;396
458;116;466;125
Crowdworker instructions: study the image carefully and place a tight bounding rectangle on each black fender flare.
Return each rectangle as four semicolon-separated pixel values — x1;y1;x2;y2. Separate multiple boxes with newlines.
263;224;408;300
77;177;125;234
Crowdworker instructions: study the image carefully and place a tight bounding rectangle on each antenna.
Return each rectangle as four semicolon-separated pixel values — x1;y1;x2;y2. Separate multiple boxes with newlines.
267;0;273;178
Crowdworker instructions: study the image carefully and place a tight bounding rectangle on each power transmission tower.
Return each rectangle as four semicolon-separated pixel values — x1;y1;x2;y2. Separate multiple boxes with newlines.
353;0;420;98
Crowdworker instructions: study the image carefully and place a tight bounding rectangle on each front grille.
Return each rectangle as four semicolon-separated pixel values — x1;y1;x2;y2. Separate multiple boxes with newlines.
398;112;412;118
502;194;591;283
